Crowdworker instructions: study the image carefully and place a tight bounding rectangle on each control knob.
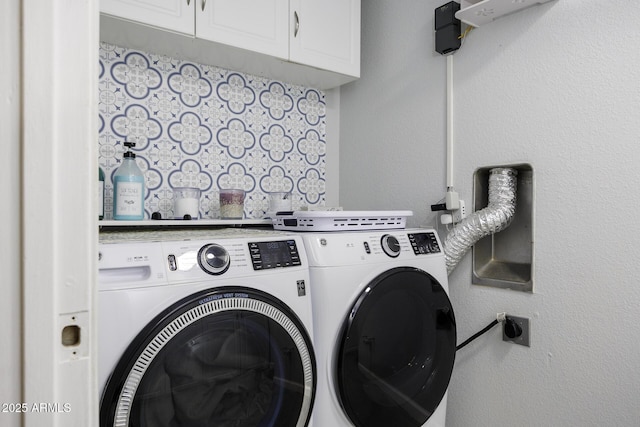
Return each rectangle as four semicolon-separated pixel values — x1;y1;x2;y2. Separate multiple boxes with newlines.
198;243;230;275
381;234;401;258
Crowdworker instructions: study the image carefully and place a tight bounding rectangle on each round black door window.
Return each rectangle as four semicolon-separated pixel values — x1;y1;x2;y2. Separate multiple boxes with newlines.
100;287;315;427
337;267;456;427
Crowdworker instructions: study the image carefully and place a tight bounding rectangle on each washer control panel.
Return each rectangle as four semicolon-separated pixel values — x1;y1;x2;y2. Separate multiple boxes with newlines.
249;239;302;270
161;234;307;280
408;232;441;255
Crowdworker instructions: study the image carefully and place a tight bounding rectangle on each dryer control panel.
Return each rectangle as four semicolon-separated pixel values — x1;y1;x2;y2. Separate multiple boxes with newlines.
303;228;444;267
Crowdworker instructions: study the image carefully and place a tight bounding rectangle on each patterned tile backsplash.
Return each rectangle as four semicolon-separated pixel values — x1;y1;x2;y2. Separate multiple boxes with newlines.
99;42;326;220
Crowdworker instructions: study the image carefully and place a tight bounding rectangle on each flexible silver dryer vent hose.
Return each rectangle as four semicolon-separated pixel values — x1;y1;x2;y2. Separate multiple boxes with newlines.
444;168;518;274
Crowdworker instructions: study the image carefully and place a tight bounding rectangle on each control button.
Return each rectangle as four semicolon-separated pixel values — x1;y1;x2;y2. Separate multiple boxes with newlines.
198;243;230;275
381;234;401;258
363;241;371;254
297;280;306;296
168;254;177;271
408;233;419;255
426;232;441;253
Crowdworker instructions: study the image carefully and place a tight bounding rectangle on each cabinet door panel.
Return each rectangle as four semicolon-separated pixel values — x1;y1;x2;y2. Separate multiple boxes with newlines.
290;0;360;77
196;0;289;60
101;0;194;35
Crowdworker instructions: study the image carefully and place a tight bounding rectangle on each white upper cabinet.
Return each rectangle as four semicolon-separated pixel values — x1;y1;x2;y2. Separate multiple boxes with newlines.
100;0;360;88
290;0;360;78
100;0;193;35
196;0;289;60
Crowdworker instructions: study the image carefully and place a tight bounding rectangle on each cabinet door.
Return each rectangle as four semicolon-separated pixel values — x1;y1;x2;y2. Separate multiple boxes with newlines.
101;0;194;35
196;0;289;60
289;0;360;77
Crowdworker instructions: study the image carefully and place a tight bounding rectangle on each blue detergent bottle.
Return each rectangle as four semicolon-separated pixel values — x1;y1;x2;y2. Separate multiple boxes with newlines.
99;166;105;220
113;142;145;220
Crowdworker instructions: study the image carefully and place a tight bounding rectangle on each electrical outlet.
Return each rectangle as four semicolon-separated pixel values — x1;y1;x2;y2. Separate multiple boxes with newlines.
502;315;530;347
452;199;466;223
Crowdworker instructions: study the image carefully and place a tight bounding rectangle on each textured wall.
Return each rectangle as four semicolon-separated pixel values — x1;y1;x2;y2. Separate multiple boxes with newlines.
339;1;447;227
340;0;640;425
1;0;21;422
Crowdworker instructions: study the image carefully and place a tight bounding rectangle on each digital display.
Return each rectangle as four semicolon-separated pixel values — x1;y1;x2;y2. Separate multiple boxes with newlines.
249;240;301;270
260;241;292;265
408;232;441;255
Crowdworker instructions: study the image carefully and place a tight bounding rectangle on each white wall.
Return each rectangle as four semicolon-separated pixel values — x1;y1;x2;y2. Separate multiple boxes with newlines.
339;0;447;226
0;1;22;425
340;1;640;425
20;0;99;425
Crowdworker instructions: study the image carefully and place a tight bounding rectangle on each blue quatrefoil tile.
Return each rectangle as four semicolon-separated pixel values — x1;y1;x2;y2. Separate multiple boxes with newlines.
98;42;326;220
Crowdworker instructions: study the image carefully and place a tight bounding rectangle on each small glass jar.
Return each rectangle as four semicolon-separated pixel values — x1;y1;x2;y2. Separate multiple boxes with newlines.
219;189;245;219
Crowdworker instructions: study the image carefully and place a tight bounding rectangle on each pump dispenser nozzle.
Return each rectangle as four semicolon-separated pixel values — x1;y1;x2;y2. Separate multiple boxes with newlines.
123;142;136;158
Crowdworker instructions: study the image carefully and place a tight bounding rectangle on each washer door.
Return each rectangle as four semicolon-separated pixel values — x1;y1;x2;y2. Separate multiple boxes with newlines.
100;287;315;427
337;267;456;427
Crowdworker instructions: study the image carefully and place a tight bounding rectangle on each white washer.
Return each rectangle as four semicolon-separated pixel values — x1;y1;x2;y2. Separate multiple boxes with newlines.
302;228;456;427
98;229;316;427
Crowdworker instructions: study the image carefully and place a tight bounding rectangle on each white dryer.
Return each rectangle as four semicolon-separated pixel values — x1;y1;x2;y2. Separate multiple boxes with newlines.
301;228;456;427
98;229;316;427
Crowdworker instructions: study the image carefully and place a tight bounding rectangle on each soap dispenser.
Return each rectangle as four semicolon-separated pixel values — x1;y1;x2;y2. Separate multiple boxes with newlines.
113;142;145;220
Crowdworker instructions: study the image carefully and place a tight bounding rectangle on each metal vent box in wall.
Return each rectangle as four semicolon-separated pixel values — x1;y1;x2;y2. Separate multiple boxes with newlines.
472;164;534;292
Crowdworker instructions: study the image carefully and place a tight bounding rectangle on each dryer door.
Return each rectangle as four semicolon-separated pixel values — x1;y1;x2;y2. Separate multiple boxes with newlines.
337;267;456;427
100;287;315;427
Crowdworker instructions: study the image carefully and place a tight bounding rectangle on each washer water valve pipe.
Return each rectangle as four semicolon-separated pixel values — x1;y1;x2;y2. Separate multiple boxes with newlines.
443;167;518;274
